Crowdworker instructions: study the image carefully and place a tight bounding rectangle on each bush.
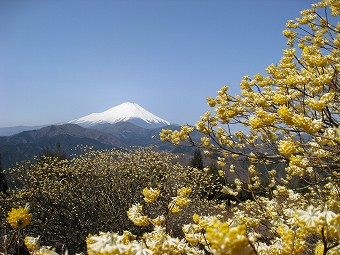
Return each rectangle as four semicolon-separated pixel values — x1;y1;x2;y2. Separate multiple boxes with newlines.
1;147;219;253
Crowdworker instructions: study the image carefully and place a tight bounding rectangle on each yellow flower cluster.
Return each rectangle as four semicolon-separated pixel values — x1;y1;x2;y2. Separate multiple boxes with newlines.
294;205;340;254
286;155;310;177
7;205;32;229
273;93;290;105
127;203;150;227
160;126;194;145
336;125;340;142
87;189;213;254
24;236;60;255
87;231;152;255
291;114;323;134
276;224;306;255
177;187;192;197
142;187;161;203
314;242;340;255
24;236;40;252
206;220;254;255
278;140;296;156
307;92;335;111
295;205;338;234
87;228;207;255
182;214;217;248
35;248;60;255
168;187;192;213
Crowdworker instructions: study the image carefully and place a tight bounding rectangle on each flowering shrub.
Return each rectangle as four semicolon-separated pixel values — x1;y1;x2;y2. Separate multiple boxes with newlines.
85;188;213;255
1;147;218;253
159;0;340;254
78;0;340;249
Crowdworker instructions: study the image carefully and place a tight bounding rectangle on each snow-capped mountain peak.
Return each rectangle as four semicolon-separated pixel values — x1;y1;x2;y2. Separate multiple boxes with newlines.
69;102;170;128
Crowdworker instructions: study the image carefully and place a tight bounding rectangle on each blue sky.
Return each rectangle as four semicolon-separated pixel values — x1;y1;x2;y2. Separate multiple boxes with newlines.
0;0;316;127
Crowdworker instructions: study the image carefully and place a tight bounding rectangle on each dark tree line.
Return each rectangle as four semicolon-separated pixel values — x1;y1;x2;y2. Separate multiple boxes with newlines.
190;148;203;170
40;142;68;161
0;153;8;195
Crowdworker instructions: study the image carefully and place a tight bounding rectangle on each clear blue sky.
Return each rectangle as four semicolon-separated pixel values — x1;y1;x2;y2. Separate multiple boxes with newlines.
0;0;316;127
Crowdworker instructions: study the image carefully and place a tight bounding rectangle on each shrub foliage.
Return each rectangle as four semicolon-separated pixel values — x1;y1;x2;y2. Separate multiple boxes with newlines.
1;147;219;252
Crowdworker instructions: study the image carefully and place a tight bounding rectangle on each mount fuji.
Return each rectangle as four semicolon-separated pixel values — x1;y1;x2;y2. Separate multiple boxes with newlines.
69;102;171;129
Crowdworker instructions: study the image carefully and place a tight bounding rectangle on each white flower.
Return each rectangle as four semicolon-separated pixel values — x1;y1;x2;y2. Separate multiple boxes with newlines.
182;223;200;234
24;236;40;251
283;208;295;218
184;246;206;255
319;207;336;224
127;203;143;220
295;205;322;228
87;232;127;254
36;247;59;255
130;241;153;255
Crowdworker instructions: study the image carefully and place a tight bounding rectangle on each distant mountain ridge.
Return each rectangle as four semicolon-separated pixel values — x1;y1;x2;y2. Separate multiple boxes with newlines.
0;102;171;136
0;103;184;169
0;125;47;136
0;124;124;169
0;124;124;146
0;122;185;169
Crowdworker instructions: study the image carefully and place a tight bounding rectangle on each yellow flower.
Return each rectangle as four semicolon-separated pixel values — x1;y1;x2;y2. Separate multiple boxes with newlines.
282;29;297;39
192;214;200;224
206;220;254;255
142;187;161;203
217;85;229;95
314;242;324;255
169;205;181;214
177;187;192;197
278;140;296;156
7;205;32;229
175;196;191;207
132;216;150;227
277;106;294;125
218;170;225;177
151;215;165;226
121;230;136;244
249;116;263;129
336;125;340;142
206;97;217;107
273;93;290;105
127;204;150;227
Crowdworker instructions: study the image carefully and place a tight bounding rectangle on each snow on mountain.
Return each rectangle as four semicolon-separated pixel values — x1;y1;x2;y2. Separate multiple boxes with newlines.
69;102;170;128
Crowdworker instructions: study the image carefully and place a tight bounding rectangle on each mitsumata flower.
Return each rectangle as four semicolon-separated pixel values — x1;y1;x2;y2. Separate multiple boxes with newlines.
142;187;161;203
278;140;296;156
206;220;255;255
127;204;150;226
87;232;127;254
24;236;40;251
35;247;59;255
7;205;32;229
295;205;322;228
